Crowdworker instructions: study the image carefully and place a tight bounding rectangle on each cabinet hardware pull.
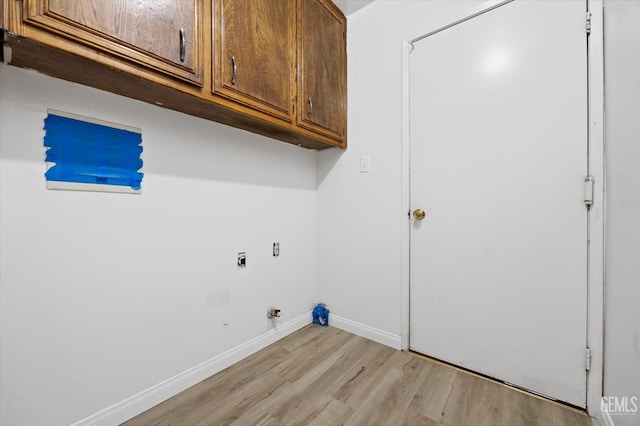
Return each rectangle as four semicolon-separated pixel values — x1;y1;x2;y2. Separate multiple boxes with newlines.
308;97;313;116
231;56;237;85
179;28;186;62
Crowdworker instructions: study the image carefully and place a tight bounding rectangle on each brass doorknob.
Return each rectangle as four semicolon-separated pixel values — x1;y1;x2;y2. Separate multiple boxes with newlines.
413;209;426;220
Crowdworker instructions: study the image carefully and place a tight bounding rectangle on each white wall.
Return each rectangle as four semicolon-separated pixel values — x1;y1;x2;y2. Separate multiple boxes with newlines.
317;1;484;342
603;1;640;425
0;64;317;425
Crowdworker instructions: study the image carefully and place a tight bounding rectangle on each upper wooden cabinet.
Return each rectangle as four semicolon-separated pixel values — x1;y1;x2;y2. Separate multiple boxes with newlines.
213;0;294;121
0;0;5;30
297;0;347;143
2;0;346;149
20;0;203;85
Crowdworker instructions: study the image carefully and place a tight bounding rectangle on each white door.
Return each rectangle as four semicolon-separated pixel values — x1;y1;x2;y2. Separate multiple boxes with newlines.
409;0;588;407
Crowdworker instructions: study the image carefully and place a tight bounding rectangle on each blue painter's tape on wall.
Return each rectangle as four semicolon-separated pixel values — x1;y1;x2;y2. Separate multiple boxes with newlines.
44;113;143;190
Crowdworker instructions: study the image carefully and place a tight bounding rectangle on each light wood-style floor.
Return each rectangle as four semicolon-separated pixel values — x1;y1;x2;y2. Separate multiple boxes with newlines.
124;325;592;425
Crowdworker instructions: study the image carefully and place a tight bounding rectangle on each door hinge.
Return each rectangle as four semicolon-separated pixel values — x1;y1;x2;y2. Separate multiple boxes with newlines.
585;347;592;371
584;175;594;208
586;12;592;35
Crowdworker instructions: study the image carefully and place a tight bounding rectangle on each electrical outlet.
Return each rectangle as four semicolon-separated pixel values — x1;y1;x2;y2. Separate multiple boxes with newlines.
273;242;280;257
360;156;370;173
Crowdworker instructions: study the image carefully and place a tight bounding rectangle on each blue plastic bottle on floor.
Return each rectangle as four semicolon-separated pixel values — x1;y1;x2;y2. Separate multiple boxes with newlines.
312;303;329;326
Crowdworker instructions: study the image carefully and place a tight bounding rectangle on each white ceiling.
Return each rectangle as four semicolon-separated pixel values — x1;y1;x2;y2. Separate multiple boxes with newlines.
333;0;376;16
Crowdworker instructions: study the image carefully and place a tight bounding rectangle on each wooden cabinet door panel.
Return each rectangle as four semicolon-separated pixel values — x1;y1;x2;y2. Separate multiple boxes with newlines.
23;0;203;85
214;0;294;121
297;0;346;143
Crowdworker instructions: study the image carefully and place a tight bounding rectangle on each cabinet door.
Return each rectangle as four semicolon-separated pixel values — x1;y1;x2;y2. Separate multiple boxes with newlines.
213;0;294;121
297;0;346;144
22;0;203;85
1;0;5;29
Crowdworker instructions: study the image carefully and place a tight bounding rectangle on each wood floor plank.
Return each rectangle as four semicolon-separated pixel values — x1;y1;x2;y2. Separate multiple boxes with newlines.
361;355;431;424
192;372;287;425
318;338;393;398
274;393;334;425
299;334;369;392
401;412;441;426
124;325;592;426
286;331;364;391
406;361;458;422
124;344;291;425
343;367;404;425
274;328;353;382
332;344;396;408
260;332;364;422
440;372;505;426
307;398;354;425
228;406;282;426
547;401;593;426
278;324;328;352
266;336;366;423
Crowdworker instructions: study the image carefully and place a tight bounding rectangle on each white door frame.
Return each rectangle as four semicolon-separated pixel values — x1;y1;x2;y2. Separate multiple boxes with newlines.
399;0;604;419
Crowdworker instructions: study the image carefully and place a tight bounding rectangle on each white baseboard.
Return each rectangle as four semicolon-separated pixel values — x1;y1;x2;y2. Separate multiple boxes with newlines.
329;314;402;350
70;312;312;426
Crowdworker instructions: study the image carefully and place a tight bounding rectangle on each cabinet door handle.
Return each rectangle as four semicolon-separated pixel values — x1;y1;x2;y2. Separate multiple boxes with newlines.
179;28;186;62
231;56;237;85
308;97;313;116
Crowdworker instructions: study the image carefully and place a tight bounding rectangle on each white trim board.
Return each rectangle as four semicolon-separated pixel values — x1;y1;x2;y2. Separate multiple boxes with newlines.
70;312;312;426
47;109;141;133
585;1;605;421
46;181;141;194
330;314;402;350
